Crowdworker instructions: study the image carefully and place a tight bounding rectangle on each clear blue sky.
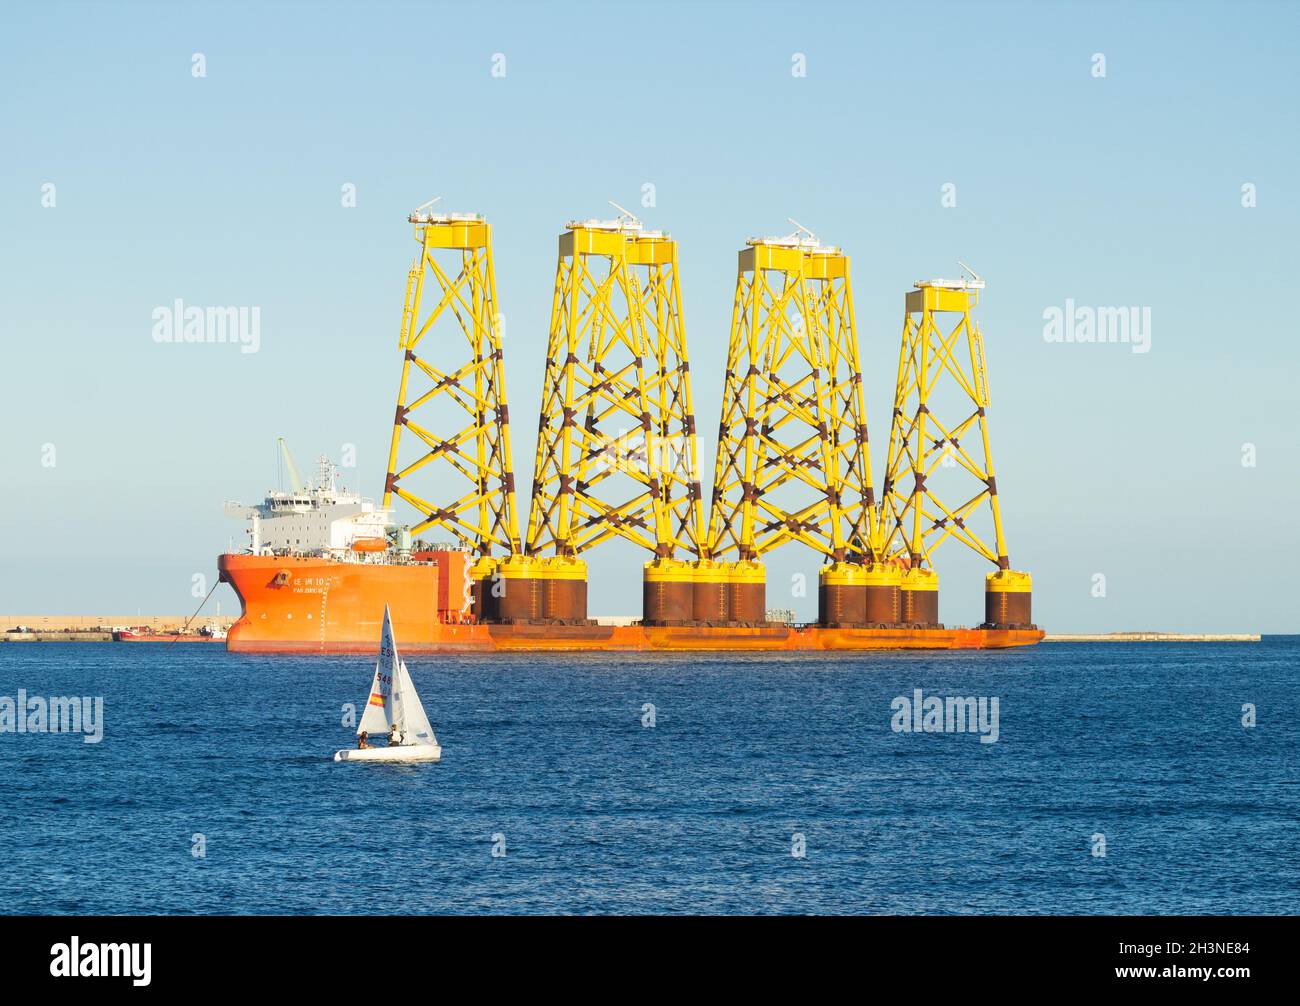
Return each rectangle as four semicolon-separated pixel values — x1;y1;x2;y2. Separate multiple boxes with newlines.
1;0;1296;632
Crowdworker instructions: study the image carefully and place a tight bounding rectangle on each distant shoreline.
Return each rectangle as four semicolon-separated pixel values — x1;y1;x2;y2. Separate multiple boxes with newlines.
1044;633;1260;643
0;616;1268;646
2;614;231;643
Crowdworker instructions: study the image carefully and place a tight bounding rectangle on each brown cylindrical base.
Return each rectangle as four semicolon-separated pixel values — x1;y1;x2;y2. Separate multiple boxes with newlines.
643;577;694;625
692;578;729;622
472;575;499;623
901;587;939;627
541;576;587;622
985;587;1032;628
497;576;542;622
865;584;901;625
819;583;867;627
728;579;765;623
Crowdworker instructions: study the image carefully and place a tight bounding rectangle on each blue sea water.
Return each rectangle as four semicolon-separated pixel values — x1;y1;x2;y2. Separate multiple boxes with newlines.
0;639;1296;915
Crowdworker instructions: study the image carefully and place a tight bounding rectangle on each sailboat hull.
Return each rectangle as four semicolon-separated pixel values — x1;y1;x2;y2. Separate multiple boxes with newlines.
333;744;442;764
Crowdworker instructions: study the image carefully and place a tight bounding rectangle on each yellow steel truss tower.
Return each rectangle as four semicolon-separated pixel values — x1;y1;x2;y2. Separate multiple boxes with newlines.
627;225;708;623
807;243;876;562
382;205;522;563
706;230;872;562
703;227;875;624
526;216;655;558
627;230;707;561
878;271;1032;627
517;210;706;623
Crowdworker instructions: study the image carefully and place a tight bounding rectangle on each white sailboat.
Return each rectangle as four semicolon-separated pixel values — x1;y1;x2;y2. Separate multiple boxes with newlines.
334;605;441;763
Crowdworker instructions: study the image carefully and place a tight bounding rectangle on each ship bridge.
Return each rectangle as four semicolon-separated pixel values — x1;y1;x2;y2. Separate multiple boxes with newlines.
226;451;392;557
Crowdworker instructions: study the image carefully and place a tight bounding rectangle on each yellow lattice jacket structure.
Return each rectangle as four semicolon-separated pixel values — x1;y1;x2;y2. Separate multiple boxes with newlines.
879;276;1032;628
516;211;708;624
381;208;523;619
704;228;883;625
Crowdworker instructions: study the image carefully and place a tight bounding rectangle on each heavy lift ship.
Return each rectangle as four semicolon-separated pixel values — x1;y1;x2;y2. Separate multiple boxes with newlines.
219;206;1040;653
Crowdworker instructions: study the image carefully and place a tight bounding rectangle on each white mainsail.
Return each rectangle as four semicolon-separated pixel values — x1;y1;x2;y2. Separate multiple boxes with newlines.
355;605;437;748
356;605;400;737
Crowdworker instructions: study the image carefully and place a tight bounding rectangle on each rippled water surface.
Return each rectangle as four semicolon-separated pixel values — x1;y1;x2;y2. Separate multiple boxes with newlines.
1;639;1296;914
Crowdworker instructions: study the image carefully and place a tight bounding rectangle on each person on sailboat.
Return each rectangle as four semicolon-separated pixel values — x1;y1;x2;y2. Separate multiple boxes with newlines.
389;723;404;747
358;731;370;749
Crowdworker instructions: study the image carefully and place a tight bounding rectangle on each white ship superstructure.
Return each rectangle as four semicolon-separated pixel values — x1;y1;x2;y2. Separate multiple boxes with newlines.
224;453;393;559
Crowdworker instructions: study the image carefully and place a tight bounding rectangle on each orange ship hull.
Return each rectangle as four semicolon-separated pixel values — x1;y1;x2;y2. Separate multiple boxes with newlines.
218;553;1044;654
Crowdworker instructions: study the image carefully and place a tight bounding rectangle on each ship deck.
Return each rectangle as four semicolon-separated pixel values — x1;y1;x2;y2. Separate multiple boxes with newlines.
226;622;1044;654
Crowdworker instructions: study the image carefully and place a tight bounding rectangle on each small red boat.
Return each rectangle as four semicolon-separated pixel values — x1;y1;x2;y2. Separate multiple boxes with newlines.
112;626;224;642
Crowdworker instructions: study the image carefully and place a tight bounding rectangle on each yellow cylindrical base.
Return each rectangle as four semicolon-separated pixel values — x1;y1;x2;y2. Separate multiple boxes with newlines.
900;568;940;627
691;560;730;622
984;570;1033;628
818;563;868;627
536;557;588;622
724;560;766;624
643;558;696;625
469;556;499;623
689;560;765;624
495;556;588;623
495;556;542;621
863;565;904;626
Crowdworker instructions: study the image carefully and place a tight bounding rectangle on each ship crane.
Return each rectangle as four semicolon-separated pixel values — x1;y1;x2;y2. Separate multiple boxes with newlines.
278;437;305;495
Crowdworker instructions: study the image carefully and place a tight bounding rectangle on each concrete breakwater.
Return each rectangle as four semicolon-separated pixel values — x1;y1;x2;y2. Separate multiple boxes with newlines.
1044;632;1260;642
3;632;115;642
2;615;232;642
